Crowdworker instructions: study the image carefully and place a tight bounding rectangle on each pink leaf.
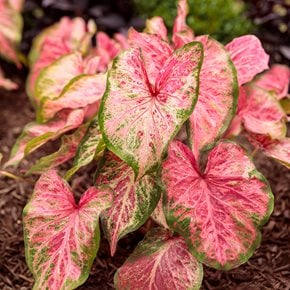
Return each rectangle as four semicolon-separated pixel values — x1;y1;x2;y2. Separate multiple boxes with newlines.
39;73;106;122
23;170;113;290
114;228;203;290
145;16;168;41
34;52;84;105
188;35;238;160
240;84;287;139
95;151;160;256
172;0;194;49
247;133;290;169
28;124;88;174
151;199;169;229
226;35;269;85
99;42;203;178
254;64;290;99
65;116;105;180
5;109;84;168
162;140;273;269
27;17;95;100
0;0;22;65
128;28;173;85
94;31;127;72
8;0;24;11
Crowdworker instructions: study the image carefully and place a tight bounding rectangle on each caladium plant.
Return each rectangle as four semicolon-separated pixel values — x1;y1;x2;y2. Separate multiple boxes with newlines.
0;0;23;91
5;0;290;289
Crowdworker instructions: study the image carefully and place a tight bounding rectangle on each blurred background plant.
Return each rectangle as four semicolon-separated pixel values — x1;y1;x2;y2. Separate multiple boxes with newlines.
133;0;254;43
245;0;290;66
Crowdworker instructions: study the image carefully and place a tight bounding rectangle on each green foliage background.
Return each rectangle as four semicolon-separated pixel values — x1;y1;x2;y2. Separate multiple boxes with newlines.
133;0;254;43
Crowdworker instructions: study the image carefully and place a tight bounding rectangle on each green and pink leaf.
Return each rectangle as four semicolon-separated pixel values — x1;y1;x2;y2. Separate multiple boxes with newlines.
114;228;203;290
39;73;106;122
162;140;273;269
23;170;113;290
254;64;290;99
240;84;287;139
99;42;203;178
5;109;84;168
226;35;269;86
65;117;105;180
27;125;88;174
188;35;238;160
95;151;160;255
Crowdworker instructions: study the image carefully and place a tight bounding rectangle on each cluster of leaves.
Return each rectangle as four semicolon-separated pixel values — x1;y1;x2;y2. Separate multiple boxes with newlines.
133;0;254;43
4;0;290;289
0;0;23;90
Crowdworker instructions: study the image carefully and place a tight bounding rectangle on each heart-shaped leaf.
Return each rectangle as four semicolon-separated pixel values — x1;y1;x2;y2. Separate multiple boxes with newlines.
226;35;269;86
240;84;287;140
65;117;105;180
188;35;238;160
27;124;88;175
162;140;273;269
5;109;84;168
95;151;160;256
39;73;106;122
99;41;203;179
254;64;290;100
114;228;203;290
23;170;113;290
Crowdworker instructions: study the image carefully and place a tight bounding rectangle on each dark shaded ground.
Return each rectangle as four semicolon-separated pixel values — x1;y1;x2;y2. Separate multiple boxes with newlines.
0;68;290;290
1;0;290;289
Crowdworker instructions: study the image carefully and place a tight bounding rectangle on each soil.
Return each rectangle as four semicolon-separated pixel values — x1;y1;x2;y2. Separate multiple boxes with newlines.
1;1;290;289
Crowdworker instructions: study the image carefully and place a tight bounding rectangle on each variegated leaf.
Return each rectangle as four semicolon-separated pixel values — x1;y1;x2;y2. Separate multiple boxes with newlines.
0;0;22;65
240;84;287;139
114;228;203;290
151;198;169;229
162;140;273;269
23;170;113;290
39;73;106;122
65;117;105;180
5;109;84;168
99;42;203;179
27;17;96;101
226;35;269;86
188;35;238;160
254;64;290;99
172;0;195;49
34;53;83;104
247;133;290;169
95;31;124;72
145;17;168;41
95;151;160;256
27;124;88;175
128;28;173;85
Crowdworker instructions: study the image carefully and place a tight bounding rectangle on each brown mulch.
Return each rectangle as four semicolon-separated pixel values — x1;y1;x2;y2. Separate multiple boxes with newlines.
0;73;290;290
